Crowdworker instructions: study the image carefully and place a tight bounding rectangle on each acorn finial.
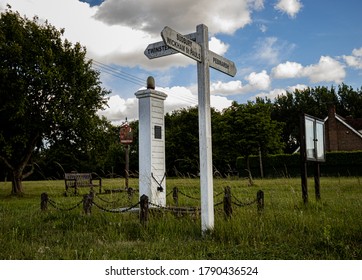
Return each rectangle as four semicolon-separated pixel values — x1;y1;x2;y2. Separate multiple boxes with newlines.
147;76;155;89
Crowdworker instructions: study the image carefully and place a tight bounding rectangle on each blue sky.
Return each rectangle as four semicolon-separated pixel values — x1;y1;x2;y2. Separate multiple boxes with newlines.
1;0;362;123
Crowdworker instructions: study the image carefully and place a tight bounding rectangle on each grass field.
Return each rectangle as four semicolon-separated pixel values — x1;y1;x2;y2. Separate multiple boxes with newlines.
0;177;361;260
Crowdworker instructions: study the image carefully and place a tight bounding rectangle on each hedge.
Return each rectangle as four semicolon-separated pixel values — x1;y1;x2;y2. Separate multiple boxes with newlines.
236;151;362;178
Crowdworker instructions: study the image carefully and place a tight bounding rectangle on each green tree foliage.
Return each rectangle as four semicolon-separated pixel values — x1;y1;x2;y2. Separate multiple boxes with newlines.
271;84;362;153
337;83;362;118
164;102;284;176
219;99;284;173
165;107;200;176
0;8;109;194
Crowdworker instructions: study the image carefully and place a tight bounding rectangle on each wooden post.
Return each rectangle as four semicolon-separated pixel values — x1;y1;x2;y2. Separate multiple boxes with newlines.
172;187;179;207
314;162;321;200
83;193;93;215
257;190;264;212
40;192;48;211
140;194;149;225
125;144;130;189
300;114;308;204
197;24;214;233
127;187;134;201
223;186;232;218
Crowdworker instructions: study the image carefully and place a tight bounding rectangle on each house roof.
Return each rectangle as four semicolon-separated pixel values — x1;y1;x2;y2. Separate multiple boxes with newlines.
294;112;362;154
344;117;362;131
325;114;362;140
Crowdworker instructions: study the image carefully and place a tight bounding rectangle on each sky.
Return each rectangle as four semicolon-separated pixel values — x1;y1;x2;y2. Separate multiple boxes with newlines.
1;0;362;124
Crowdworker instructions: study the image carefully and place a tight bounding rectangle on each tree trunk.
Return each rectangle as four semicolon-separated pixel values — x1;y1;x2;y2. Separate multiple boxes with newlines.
246;156;254;186
11;170;24;195
2;134;39;195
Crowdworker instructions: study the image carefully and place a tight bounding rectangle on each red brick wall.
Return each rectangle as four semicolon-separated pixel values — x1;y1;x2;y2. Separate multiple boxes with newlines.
325;118;362;151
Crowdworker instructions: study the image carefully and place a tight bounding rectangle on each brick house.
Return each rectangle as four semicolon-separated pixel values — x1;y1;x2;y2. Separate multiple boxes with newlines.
325;106;362;151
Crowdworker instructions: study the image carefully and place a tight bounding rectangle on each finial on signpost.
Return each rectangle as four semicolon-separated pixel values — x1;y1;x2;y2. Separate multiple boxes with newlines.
147;76;155;89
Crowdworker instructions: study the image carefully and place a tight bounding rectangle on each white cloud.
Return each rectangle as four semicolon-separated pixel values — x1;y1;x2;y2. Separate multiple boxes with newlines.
94;0;263;35
211;80;244;95
245;70;271;90
209;37;229;55
271;61;303;78
98;95;139;124
302;56;345;83
99;85;233;124
254;37;279;64
274;0;303;18
255;84;308;100
210;70;271;96
343;47;362;69
272;56;346;83
259;24;268;33
162;85;233;112
0;0;240;70
253;37;295;65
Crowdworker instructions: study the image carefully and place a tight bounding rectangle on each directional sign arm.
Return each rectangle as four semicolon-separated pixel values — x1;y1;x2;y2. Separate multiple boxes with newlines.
208;50;237;77
161;26;202;62
144;32;197;59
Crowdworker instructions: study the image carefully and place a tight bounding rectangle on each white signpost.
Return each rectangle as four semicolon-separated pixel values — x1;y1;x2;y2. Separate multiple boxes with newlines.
145;24;237;233
144;33;197;59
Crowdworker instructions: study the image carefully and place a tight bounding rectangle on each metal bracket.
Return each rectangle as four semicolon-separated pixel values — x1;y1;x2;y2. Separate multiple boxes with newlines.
151;172;166;192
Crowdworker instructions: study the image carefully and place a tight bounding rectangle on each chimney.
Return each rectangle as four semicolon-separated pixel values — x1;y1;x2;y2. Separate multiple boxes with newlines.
327;105;338;151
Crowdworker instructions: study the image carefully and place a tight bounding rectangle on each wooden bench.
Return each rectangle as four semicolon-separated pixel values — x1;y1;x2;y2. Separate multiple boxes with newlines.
64;172;102;194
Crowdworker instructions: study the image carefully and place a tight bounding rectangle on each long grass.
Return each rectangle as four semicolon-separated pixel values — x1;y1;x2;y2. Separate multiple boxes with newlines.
0;177;361;259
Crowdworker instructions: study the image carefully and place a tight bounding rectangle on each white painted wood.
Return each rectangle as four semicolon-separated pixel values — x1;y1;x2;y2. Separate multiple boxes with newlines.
196;24;214;233
161;26;202;62
208;50;237;77
144;32;197;59
135;88;167;207
144;24;236;234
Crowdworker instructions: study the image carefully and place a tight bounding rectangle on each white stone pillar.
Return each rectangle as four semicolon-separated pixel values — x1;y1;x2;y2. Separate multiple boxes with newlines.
135;77;167;207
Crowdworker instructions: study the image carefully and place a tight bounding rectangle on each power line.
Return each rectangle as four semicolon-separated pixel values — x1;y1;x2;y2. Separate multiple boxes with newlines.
89;58;198;105
92;61;145;87
92;60;145;84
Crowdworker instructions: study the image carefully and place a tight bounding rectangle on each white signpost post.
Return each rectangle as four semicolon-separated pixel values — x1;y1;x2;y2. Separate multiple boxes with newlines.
145;24;237;233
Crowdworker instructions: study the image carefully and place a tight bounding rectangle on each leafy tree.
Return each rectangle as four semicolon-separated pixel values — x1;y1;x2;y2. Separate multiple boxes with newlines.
271;84;362;153
337;83;362;118
100;120;139;178
165;107;200;176
271;86;339;153
0;8;109;194
220;100;284;179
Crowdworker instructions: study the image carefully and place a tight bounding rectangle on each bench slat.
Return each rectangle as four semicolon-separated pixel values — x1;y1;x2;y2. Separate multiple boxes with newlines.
64;173;102;194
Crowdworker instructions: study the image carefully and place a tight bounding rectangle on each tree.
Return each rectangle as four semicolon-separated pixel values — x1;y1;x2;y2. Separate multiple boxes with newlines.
270;85;362;153
220;100;284;179
337;83;362;118
0;8;109;194
165;107;200;176
272;86;339;153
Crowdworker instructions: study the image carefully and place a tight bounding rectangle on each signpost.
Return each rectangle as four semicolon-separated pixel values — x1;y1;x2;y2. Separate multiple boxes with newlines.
208;50;237;77
144;33;196;59
120;121;133;189
145;28;236;77
145;24;237;233
161;26;202;62
300;114;326;204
